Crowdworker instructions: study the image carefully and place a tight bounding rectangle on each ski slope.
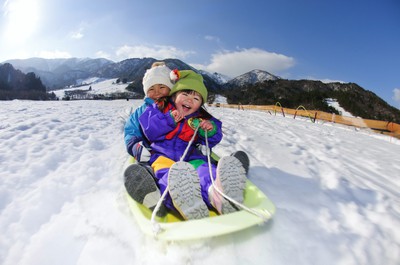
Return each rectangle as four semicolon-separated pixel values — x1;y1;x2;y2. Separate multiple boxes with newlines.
52;78;129;99
0;99;399;265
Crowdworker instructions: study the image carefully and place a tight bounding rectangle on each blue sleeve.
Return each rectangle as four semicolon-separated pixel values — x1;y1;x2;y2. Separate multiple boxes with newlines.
124;99;153;155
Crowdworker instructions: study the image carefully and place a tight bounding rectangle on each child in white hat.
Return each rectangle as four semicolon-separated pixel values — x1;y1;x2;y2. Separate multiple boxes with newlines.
124;61;173;160
123;61;174;216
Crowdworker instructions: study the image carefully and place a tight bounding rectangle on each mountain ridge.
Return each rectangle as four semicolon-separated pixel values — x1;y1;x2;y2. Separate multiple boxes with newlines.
1;57;399;122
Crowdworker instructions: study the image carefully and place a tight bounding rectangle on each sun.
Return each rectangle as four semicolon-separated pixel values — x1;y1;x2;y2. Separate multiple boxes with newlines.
3;0;40;44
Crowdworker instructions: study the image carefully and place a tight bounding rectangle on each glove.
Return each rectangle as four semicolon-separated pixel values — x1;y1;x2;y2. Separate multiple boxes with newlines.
197;144;209;156
132;142;151;162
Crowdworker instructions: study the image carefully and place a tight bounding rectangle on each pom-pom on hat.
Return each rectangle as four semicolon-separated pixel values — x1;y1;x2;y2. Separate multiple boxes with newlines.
142;64;174;95
169;70;208;103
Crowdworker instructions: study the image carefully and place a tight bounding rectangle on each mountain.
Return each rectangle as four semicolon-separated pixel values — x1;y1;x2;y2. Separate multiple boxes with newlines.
2;57;223;93
0;63;54;100
2;57;399;122
198;70;232;85
4;57;114;89
223;69;279;88
223;78;400;123
2;57;266;93
102;58;196;94
5;57;112;72
95;58;221;96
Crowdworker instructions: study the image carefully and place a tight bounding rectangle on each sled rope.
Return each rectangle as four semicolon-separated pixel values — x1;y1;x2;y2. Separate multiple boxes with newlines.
204;133;272;221
150;125;201;236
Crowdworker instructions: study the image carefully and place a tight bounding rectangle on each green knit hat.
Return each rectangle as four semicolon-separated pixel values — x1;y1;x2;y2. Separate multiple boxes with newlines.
169;70;208;103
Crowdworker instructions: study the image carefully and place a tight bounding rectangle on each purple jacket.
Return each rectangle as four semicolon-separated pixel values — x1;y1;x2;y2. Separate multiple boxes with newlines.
139;102;222;164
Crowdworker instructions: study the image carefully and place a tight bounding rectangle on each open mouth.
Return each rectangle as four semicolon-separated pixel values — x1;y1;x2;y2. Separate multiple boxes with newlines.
182;104;192;111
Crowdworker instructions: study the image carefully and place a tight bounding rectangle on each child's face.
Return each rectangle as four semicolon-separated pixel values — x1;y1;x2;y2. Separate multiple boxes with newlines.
174;90;202;117
147;84;170;100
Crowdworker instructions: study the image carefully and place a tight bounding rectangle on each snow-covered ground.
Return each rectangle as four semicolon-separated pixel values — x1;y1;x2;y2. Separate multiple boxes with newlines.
325;98;354;117
52;78;130;99
214;94;228;104
1;99;399;265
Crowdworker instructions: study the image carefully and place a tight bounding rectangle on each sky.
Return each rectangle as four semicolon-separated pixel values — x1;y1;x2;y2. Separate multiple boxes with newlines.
1;94;399;264
0;0;400;108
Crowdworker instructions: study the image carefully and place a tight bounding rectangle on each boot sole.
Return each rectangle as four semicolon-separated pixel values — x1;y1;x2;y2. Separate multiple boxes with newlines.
168;162;208;220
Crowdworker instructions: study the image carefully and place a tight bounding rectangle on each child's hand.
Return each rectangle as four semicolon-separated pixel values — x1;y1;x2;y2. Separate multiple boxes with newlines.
171;110;184;123
199;120;213;131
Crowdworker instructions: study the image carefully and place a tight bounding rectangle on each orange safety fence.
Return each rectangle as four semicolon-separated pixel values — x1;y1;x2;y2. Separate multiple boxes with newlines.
210;103;400;139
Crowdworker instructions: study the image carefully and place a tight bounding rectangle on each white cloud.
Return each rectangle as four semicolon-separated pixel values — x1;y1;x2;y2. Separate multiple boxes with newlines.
114;45;194;61
204;35;220;42
393;88;400;103
70;29;84;39
69;23;88;40
190;62;208;71
96;50;111;60
319;79;346;84
305;76;346;84
36;50;72;59
197;48;295;77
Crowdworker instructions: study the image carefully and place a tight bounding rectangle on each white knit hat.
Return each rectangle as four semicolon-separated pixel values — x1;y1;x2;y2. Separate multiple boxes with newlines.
142;65;174;95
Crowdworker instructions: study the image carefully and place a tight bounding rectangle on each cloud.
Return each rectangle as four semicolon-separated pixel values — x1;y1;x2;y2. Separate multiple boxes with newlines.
305;76;346;84
204;35;220;42
195;48;295;77
70;29;84;39
36;50;72;59
114;45;194;61
96;51;111;60
393;88;400;103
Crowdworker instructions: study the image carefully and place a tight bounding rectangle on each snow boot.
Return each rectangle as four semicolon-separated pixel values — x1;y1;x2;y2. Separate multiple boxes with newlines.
209;156;247;214
124;163;167;217
231;150;250;175
168;161;209;220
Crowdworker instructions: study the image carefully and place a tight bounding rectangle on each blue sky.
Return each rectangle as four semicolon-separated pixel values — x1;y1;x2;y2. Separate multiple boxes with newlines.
1;0;399;108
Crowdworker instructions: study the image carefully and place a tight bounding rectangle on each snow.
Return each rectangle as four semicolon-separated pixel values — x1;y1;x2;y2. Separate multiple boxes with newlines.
52;78;130;99
325;98;354;117
214;95;228;104
1;99;399;265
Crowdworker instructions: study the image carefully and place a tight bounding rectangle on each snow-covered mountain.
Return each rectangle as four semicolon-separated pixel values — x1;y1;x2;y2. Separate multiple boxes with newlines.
224;69;280;88
1;57;271;92
4;57;398;122
4;57;114;89
198;70;232;85
4;57;113;73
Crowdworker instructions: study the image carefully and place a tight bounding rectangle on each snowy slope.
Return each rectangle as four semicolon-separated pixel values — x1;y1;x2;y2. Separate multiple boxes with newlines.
325;98;354;117
0;100;399;265
52;78;130;99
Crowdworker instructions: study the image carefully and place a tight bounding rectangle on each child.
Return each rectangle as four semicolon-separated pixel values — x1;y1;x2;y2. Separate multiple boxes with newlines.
124;61;173;160
139;70;246;220
123;62;173;216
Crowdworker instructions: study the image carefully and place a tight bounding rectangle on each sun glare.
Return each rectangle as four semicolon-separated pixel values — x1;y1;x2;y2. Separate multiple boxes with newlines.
3;0;40;43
